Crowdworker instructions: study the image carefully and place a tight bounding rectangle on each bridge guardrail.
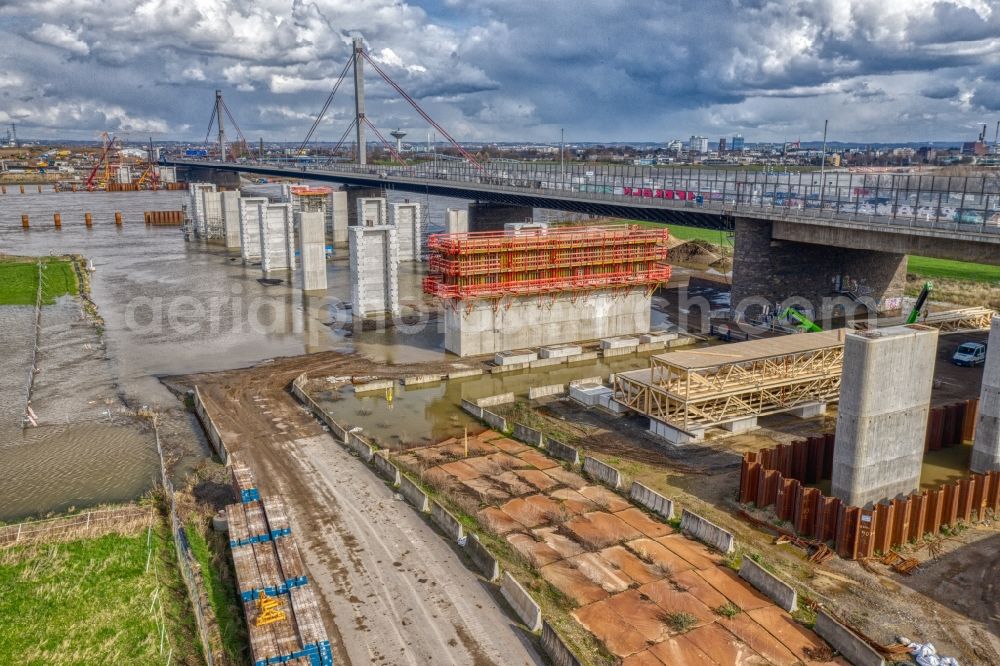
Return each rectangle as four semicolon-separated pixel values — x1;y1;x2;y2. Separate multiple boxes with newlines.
168;158;1000;237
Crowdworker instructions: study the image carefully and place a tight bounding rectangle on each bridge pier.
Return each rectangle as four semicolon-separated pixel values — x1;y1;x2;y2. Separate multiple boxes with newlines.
468;203;533;232
345;186;385;227
730;218;907;325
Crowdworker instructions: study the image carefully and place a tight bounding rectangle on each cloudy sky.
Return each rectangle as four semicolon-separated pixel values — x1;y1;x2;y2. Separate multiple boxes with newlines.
1;0;999;144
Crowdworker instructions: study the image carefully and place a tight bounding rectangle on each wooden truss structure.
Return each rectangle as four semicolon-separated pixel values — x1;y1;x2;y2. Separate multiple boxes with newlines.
615;330;847;432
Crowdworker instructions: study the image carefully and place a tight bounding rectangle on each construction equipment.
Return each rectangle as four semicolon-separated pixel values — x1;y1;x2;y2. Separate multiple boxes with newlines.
906;281;932;324
777;306;822;332
254;590;286;626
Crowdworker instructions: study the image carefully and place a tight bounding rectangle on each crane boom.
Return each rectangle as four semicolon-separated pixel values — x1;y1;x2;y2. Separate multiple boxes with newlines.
906;282;932;324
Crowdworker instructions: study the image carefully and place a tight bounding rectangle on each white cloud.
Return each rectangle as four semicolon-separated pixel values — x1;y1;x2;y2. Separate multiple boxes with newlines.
30;23;89;55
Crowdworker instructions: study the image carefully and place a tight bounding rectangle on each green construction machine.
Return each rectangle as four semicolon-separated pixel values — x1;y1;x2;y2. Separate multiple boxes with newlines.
777;307;823;332
906;282;933;324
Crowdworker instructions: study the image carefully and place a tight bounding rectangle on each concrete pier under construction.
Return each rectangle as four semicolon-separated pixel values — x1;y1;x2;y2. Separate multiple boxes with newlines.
831;325;938;507
972;316;1000;473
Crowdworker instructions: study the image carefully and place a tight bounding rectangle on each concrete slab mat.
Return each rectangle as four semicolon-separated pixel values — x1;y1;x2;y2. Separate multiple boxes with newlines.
539;560;610;606
614;507;672;539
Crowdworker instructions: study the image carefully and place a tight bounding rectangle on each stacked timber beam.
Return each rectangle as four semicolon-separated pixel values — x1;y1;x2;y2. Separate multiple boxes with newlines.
227;456;332;666
738;399;1000;560
615;329;846;431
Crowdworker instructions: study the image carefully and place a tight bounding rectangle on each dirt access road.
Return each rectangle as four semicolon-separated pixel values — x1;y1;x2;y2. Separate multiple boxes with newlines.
178;352;542;666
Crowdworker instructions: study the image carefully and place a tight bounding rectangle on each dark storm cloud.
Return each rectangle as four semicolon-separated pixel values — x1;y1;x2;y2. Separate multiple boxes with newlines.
0;0;999;142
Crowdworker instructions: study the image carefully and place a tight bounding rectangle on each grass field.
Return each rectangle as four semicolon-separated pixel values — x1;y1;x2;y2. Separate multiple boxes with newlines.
0;514;201;665
616;221;999;286
0;257;78;305
906;256;1000;283
186;520;247;663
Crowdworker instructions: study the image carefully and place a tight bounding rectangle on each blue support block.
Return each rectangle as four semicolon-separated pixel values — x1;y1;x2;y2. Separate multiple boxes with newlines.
240;488;260;503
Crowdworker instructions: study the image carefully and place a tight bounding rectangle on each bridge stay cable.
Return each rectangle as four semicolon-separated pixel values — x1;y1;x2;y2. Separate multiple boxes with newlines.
323;117;359;166
220;99;257;160
296;55;356;156
362;117;407;166
359;50;483;171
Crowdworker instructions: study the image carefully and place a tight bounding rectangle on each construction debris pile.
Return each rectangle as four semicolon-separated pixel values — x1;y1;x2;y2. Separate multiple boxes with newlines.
226;457;332;666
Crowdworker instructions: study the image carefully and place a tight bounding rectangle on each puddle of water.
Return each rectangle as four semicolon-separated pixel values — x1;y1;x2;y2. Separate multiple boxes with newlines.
0;421;158;522
313;354;660;449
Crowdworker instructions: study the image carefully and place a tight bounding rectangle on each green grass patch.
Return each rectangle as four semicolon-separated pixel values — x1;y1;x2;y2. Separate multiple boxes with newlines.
0;257;78;305
186;520;247;663
0;516;200;665
906;256;1000;283
713;602;742;618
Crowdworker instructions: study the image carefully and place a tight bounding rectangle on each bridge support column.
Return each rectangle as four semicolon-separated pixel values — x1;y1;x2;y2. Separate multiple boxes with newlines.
831;326;938;508
468;203;533;232
345;186;385;227
730;218;906;325
971;316;1000;473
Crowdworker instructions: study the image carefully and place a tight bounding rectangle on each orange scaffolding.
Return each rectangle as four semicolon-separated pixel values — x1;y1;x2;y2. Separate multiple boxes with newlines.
423;224;671;300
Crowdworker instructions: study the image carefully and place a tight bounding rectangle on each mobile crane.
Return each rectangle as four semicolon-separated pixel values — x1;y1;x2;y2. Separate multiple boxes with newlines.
777;306;823;332
905;282;932;324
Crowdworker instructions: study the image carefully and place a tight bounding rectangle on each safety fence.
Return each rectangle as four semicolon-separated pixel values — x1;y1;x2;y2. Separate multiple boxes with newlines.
0;506;154;547
153;420;225;665
738;400;998;560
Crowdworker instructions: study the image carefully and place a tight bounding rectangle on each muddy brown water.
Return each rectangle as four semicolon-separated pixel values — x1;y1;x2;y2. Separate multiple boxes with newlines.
0;187;663;518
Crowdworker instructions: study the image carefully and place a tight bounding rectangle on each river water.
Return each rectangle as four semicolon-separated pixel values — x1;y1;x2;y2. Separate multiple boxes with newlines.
0;185;621;519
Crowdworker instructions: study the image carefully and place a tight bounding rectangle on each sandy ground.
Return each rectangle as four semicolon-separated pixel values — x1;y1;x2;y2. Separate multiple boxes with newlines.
182;355;543;666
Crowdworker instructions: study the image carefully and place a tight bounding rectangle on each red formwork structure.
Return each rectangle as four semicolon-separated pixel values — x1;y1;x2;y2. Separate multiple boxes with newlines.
422;224;672;300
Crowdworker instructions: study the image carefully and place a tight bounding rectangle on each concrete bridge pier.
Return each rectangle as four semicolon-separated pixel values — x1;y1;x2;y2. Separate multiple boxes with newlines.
468;203;533;232
971;316;1000;473
345;186;385;227
730;218;907;325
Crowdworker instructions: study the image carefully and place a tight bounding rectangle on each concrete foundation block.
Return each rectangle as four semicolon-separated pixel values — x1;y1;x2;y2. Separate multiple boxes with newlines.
601;346;636;358
600;335;641;350
444;290;651;357
832;326;938;507
569;383;606;407
722;416;758;433
640;332;678;344
539;344;583;359
566;351;600;364
597;391;629;414
814;611;885;666
500;572;542;632
972;316;1000;473
648;418;704;445
789;402;827;419
495;349;538;365
680;509;735;554
529;357;564;369
636;342;666;353
739;558;797;611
